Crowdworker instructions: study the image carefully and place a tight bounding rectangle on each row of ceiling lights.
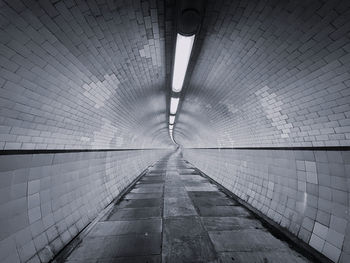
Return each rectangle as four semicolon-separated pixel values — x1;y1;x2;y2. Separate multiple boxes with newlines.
169;33;195;144
168;1;204;144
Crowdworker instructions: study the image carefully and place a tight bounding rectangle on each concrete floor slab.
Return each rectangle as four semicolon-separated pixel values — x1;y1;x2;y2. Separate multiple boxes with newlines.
181;171;198;174
201;217;263;231
217;251;310;263
123;192;163;199
163;197;197;217
162;235;217;263
117;198;162;208
163;216;206;238
67;234;161;259
179;174;205;180
190;196;238;207
130;186;163;193
208;229;289;252
164;181;184;187
65;256;161;263
188;190;227;198
163;187;187;198
140;176;164;181
181;177;210;182
88;219;162;237
148;170;165;174
197;205;251;217
185;185;219;191
107;207;161;220
137;180;165;184
135;183;164;188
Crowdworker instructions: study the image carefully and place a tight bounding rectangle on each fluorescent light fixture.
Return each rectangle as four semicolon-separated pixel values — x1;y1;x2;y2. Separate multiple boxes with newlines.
170;97;180;115
169;129;175;141
170;135;175;144
172;33;195;92
169;115;175;124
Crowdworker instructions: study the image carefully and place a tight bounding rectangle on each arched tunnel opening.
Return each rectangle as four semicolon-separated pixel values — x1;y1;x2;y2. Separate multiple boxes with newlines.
0;0;349;262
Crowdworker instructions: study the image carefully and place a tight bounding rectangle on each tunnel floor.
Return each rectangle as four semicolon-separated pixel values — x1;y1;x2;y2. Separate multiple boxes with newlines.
63;154;310;263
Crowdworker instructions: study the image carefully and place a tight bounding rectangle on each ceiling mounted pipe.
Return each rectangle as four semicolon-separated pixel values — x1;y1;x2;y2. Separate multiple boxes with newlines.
177;0;205;36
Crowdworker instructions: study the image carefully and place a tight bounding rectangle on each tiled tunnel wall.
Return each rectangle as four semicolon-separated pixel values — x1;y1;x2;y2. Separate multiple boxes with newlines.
0;149;169;262
0;0;170;149
177;0;350;148
183;148;350;263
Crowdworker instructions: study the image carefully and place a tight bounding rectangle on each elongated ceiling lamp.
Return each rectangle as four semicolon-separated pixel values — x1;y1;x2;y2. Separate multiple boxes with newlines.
169;115;175;125
170;97;180;115
172;34;195;93
168;0;204;145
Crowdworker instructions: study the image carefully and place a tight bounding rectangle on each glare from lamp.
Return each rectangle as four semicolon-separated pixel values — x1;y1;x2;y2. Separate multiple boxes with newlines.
169;115;175;124
172;33;195;93
170;97;180;115
170;134;175;144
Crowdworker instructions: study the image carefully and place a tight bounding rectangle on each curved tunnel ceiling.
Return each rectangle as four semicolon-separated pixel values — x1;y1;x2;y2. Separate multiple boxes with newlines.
0;0;350;150
176;0;350;148
0;0;171;149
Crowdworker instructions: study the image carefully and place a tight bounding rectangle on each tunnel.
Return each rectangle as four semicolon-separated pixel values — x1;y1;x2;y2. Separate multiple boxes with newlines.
0;0;349;262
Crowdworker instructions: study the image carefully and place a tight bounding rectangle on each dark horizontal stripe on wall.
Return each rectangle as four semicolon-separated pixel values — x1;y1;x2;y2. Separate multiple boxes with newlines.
0;148;168;155
185;146;350;151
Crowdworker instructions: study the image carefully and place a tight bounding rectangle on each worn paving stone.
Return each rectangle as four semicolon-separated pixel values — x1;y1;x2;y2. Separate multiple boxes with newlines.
130;186;163;193
164;181;184;187
68;234;161;259
163;197;197;217
163;216;206;238
208;229;289;252
181;181;209;187
65;256;161;263
188;191;228;198
190;196;238;207
197;205;251;217
163;187;187;198
178;169;198;174
88;219;162;237
137;180;165;184
135;183;164;188
140;176;164;181
217;251;310;263
123;192;163;199
117;198;162;208
162;235;217;263
147;169;165;173
107;207;161;220
185;185;219;192
201;217;263;231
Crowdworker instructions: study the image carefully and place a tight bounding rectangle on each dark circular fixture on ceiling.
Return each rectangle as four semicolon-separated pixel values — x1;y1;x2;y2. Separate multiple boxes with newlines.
178;9;201;36
177;0;205;36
